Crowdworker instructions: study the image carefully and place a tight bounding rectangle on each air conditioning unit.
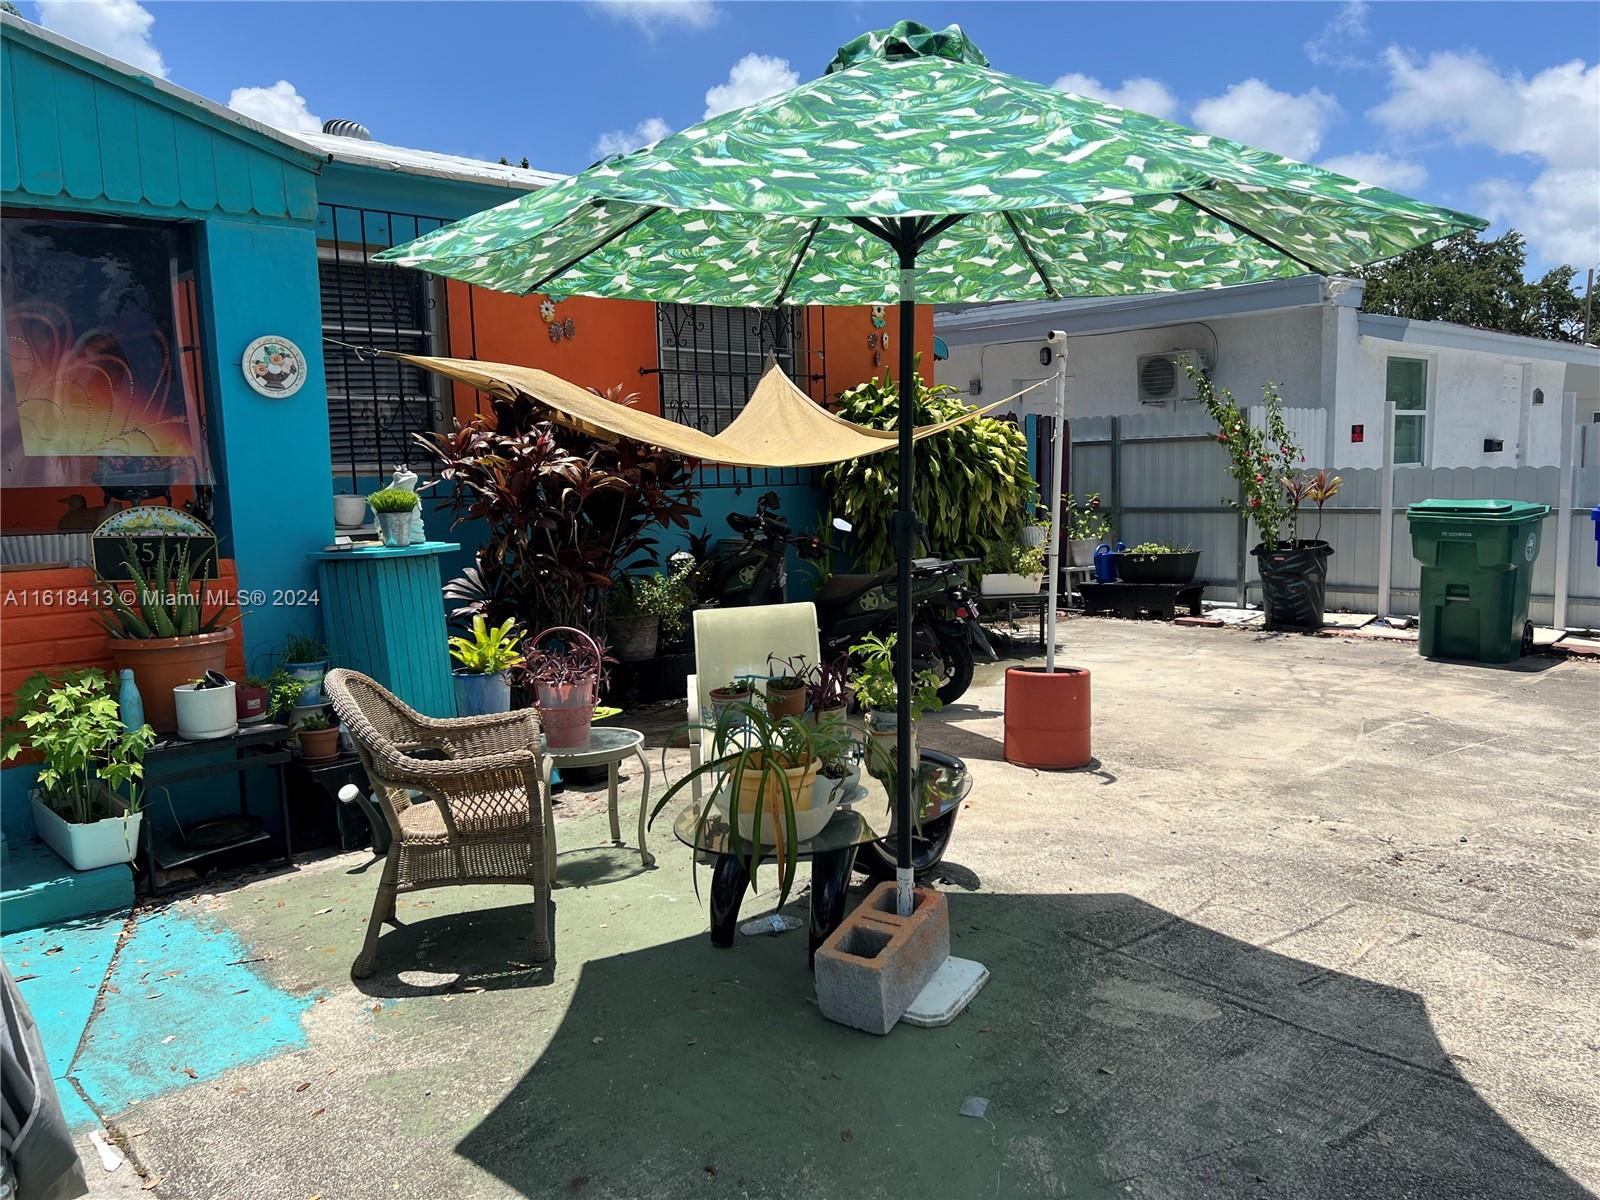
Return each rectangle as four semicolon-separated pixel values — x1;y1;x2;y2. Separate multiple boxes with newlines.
1136;350;1209;405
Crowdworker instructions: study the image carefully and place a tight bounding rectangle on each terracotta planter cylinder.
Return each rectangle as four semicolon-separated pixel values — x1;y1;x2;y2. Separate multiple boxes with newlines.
1003;666;1091;769
109;628;233;733
764;682;807;719
298;725;342;762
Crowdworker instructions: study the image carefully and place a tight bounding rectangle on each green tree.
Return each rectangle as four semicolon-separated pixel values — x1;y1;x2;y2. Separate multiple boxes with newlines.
1358;231;1588;343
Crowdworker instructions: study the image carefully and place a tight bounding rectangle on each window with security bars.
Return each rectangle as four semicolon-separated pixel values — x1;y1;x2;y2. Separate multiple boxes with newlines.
319;249;445;479
656;302;814;487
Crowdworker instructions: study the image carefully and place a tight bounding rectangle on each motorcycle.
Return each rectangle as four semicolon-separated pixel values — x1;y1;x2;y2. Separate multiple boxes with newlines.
685;494;994;706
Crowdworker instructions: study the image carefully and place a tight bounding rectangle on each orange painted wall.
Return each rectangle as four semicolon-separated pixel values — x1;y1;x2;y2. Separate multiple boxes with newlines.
804;305;936;403
1;559;246;713
444;285;662;421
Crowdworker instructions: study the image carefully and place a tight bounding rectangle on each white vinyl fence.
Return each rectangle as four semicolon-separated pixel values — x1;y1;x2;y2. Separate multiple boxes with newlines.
1064;400;1600;631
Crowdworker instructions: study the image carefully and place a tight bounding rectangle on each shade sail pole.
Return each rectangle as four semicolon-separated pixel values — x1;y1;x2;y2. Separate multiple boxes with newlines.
1045;332;1068;672
894;235;918;918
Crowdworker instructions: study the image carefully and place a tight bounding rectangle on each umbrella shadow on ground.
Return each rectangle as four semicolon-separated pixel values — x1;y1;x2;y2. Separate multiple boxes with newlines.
351;898;559;997
452;891;1587;1200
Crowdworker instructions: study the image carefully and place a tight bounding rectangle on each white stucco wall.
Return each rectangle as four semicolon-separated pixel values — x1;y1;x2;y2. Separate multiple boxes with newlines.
1337;335;1571;469
937;307;1326;420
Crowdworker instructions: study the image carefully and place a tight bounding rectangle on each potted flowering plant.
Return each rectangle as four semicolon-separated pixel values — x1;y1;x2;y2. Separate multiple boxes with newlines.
1194;366;1340;630
3;669;156;871
524;626;613;749
1064;494;1112;566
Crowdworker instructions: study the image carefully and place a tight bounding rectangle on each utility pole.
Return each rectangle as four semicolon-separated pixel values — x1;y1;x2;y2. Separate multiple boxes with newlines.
1584;267;1595;345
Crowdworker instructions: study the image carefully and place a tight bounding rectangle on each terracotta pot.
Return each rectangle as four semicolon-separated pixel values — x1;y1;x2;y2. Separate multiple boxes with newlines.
764;681;807;719
109;629;233;733
536;677;597;749
1003;666;1091;769
298;725;342;762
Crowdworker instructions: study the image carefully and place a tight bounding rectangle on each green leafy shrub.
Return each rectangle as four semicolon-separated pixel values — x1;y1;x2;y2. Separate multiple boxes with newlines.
2;670;156;822
1063;495;1111;542
822;369;1035;570
609;560;696;640
848;633;942;720
982;541;1046;575
1191;365;1306;550
367;487;420;514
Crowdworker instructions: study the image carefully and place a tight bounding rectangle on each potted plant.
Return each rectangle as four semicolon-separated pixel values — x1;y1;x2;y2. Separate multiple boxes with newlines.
173;670;237;741
849;633;942;780
263;666;307;724
333;493;368;529
980;538;1047;596
236;674;270;724
649;700;857;912
448;616;526;717
281;631;329;706
3;669;156;871
708;679;755;722
764;653;810;718
525;626;611;750
367;486;420;548
1021;510;1051;549
1064;494;1112;567
295;712;341;762
805;654;851;725
1114;542;1201;585
101;539;235;734
1195;367;1343;630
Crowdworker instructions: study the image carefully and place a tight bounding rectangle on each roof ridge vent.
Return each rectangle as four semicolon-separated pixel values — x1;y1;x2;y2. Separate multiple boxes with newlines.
322;118;372;141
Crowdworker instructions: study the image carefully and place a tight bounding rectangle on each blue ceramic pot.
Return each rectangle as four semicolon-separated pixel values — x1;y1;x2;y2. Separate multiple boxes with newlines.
454;670;511;717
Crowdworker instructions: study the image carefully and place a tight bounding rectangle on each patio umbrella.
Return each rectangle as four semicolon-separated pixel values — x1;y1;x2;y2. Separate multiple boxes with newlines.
378;20;1484;916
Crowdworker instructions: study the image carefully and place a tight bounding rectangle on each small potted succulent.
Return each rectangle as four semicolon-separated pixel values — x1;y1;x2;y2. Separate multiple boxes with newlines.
448;616;525;717
367;486;420;548
295;712;341;762
3;669;156;871
764;653;809;719
1114;542;1201;585
980;538;1046;596
525;626;612;750
849;633;942;781
236;674;271;724
1064;494;1112;567
281;631;329;706
173;670;237;741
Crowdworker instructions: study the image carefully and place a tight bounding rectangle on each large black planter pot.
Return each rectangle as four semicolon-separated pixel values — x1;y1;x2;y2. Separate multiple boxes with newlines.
1252;541;1333;630
1113;549;1200;585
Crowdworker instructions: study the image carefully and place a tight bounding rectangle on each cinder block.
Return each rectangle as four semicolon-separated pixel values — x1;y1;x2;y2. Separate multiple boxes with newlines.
815;882;949;1035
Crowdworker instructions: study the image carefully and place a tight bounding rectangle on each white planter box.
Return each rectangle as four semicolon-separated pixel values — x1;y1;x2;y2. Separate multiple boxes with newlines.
980;572;1044;597
31;795;142;871
174;682;238;741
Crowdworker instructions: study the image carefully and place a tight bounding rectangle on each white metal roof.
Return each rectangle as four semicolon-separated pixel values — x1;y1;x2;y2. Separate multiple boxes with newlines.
298;132;563;191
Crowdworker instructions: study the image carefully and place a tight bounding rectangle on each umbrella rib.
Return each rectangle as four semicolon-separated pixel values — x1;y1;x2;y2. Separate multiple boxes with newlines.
772;218;823;308
1003;211;1060;299
918;213;967;245
1177;190;1326;275
526;205;664;294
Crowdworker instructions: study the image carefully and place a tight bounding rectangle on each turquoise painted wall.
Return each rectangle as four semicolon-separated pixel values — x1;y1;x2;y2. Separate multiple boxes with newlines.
198;218;332;657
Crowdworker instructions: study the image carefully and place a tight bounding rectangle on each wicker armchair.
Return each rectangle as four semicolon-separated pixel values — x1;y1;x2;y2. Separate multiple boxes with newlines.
324;669;550;977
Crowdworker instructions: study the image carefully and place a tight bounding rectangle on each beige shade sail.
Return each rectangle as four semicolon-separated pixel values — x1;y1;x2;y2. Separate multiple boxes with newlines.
387;352;1026;469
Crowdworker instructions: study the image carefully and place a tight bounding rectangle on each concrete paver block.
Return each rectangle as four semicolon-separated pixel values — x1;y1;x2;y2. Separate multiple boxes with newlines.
815;883;949;1035
1174;616;1224;628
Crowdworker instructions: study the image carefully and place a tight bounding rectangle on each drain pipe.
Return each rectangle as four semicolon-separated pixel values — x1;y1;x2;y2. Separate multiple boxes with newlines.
1044;330;1069;671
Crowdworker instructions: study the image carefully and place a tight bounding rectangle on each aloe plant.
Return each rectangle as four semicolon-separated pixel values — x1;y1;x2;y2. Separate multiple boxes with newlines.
100;539;234;640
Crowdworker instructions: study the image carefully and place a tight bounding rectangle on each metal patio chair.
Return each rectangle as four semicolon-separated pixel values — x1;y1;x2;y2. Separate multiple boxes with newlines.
324;669;551;977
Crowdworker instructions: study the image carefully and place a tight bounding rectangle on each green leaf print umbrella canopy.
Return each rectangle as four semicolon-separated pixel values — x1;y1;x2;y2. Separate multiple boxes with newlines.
379;21;1484;914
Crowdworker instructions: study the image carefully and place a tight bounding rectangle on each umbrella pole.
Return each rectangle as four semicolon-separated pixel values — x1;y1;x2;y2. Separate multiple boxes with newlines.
1045;332;1069;672
894;242;918;918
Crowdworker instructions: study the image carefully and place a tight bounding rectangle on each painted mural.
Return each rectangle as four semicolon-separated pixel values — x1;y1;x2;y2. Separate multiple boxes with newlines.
1;217;210;486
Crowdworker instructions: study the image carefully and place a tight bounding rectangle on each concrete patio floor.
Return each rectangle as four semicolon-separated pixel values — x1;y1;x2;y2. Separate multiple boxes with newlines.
69;618;1600;1198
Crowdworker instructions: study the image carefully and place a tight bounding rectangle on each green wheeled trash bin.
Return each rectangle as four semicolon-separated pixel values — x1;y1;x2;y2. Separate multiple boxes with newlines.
1405;499;1550;663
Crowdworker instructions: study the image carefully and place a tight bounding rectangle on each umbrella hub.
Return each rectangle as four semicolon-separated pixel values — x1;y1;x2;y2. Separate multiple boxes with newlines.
824;20;989;75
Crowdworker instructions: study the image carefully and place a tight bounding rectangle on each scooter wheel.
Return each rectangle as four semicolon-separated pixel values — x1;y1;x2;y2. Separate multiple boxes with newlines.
934;635;974;707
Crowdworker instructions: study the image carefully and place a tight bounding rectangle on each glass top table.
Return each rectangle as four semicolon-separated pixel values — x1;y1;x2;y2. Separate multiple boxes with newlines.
537;726;654;878
670;751;971;965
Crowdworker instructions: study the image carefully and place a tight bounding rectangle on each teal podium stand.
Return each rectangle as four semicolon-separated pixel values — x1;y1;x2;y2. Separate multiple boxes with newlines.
311;541;460;717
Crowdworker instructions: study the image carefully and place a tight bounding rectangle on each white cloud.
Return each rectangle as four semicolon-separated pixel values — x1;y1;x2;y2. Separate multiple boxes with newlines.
704;53;798;119
1192;80;1341;161
1372;48;1600;267
1319;152;1427;192
227;81;322;134
1305;0;1370;69
1051;73;1179;121
35;0;166;78
590;0;716;33
592;116;671;159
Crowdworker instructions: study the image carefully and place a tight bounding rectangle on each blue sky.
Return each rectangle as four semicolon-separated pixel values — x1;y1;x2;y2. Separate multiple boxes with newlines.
24;0;1600;277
